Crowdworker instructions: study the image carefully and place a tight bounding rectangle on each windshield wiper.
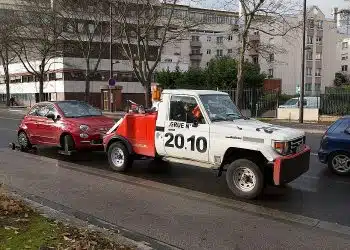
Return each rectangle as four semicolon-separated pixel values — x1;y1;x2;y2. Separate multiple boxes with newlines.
211;117;228;122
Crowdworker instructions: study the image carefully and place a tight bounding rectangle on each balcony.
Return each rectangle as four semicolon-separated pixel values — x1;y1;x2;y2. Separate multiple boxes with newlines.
190;40;202;47
189;53;202;61
249;34;260;42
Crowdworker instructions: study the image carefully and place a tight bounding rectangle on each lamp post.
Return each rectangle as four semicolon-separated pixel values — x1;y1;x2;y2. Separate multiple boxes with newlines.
299;0;307;123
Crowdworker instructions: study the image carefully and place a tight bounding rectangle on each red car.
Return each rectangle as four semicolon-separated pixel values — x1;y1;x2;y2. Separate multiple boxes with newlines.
17;100;115;152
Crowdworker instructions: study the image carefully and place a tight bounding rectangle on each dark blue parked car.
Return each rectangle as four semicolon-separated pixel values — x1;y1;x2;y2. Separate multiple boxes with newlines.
318;116;350;175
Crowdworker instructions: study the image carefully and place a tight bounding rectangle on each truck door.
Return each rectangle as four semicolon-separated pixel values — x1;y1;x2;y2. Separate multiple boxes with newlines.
163;95;209;163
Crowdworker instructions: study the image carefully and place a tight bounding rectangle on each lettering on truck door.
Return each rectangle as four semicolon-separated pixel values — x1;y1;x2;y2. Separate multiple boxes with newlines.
164;95;209;162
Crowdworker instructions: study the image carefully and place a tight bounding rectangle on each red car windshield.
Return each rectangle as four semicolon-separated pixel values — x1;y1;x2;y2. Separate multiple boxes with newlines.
57;101;102;118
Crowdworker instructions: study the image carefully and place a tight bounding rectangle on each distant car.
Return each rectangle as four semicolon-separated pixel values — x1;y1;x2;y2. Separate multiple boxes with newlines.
17;100;115;153
318;116;350;175
279;97;320;109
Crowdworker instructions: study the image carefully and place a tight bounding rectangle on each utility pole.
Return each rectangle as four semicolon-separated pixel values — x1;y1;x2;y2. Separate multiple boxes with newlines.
299;0;306;123
109;2;113;112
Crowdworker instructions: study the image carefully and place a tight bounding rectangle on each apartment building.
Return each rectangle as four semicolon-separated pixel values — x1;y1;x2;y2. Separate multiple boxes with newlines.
162;5;340;96
0;2;341;108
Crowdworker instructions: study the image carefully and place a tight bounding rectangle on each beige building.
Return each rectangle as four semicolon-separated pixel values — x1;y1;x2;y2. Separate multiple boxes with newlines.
161;5;341;96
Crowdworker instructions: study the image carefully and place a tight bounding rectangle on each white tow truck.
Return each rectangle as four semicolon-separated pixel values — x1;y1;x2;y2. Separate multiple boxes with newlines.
103;89;310;199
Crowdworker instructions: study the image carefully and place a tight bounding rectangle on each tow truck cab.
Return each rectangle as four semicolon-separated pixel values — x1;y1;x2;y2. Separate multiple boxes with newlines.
103;89;310;200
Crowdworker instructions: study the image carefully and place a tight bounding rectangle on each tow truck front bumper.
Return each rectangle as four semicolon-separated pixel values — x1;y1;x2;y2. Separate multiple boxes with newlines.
272;145;311;185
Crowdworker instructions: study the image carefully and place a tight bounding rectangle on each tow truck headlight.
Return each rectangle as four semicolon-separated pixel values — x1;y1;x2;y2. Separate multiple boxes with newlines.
272;140;289;155
80;124;90;132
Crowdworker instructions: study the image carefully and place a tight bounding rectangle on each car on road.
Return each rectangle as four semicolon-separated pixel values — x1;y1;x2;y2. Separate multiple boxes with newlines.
103;89;310;200
318;116;350;175
17;100;115;153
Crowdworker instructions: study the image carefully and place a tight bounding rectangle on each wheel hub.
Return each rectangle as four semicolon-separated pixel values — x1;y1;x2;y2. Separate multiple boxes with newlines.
233;167;256;192
111;148;125;168
332;155;350;173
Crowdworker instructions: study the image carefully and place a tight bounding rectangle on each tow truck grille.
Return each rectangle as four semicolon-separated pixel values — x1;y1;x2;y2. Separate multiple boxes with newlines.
289;136;305;154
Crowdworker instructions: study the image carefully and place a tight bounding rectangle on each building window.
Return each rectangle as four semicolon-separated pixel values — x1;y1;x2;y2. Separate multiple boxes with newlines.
268;68;274;78
315;83;321;92
316;36;322;44
308;19;314;29
307;35;313;45
306;67;312;76
228;49;232;54
217;36;223;44
317;20;323;30
342;42;348;49
206;62;210;67
315;68;321;76
207;49;211;55
342;54;348;60
342;65;348;72
315;53;322;60
228;35;233;41
306;51;313;60
207;36;211;42
252;55;258;64
305;83;312;91
269;53;274;62
216;49;223;56
192;36;199;41
192;49;200;55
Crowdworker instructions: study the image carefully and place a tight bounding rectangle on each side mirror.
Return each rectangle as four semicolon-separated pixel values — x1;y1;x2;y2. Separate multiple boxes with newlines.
46;113;56;121
345;127;350;135
192;119;199;128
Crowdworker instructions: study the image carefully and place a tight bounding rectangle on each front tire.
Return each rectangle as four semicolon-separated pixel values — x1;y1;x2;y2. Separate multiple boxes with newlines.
107;142;132;172
328;152;350;176
18;131;32;151
226;159;264;200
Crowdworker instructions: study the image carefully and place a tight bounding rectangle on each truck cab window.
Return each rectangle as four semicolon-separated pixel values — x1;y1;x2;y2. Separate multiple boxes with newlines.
169;96;205;124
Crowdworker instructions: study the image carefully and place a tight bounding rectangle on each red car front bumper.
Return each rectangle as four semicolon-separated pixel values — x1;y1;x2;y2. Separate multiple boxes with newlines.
273;145;311;185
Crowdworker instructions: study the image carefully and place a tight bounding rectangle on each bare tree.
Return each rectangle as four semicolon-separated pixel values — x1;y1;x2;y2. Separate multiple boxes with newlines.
55;0;110;102
232;0;301;108
11;0;61;102
0;9;18;106
106;0;190;107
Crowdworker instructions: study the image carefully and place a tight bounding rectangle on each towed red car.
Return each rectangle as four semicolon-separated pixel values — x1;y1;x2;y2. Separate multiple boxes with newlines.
17;100;115;152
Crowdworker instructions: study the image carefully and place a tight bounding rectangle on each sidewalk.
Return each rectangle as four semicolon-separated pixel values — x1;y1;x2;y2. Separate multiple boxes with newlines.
1;149;350;249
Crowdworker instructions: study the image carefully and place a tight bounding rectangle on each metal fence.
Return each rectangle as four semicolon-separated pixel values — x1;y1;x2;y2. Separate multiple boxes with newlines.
219;88;280;118
320;91;350;116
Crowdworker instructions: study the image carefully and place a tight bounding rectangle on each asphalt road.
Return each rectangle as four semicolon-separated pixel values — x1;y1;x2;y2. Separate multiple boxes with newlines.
1;109;350;248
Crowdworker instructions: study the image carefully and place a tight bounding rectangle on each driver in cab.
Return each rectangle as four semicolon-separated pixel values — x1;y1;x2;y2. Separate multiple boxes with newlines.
184;103;204;124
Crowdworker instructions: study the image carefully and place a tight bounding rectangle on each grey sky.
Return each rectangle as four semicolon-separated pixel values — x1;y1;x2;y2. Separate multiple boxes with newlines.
182;0;350;18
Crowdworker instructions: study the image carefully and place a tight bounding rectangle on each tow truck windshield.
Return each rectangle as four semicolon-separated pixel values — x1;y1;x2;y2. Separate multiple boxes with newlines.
199;94;244;122
57;101;102;118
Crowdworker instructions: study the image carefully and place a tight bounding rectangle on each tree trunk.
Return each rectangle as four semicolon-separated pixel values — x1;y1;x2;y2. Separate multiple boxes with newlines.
236;36;247;109
39;76;44;102
143;82;152;108
0;48;10;107
85;60;90;103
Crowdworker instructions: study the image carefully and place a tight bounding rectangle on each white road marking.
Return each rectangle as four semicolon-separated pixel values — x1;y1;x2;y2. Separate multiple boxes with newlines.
311;153;318;156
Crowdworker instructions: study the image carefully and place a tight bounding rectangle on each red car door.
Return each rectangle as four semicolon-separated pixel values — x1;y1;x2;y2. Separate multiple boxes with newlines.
39;104;61;145
24;104;44;144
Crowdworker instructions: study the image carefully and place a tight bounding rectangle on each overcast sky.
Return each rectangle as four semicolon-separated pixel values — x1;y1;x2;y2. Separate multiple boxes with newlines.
181;0;350;18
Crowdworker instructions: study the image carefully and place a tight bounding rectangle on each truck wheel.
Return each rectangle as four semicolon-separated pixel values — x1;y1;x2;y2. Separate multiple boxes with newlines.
18;131;32;151
226;159;264;200
328;152;350;176
108;142;132;172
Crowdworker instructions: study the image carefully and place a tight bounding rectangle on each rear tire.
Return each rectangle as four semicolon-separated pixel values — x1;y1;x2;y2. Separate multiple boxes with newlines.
18;131;32;151
328;152;350;176
226;159;264;200
108;142;132;172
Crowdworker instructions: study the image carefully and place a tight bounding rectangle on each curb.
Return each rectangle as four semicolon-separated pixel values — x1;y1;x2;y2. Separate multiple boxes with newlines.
6;149;350;239
6;188;181;250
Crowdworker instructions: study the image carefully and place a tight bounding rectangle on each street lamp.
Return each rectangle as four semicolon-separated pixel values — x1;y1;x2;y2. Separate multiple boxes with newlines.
299;0;307;123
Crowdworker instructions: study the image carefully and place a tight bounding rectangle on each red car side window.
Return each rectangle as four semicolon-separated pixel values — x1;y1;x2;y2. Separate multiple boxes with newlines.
28;105;41;116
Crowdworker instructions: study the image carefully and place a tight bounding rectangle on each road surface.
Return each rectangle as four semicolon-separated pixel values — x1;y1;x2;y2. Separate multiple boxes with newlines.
1;109;350;249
